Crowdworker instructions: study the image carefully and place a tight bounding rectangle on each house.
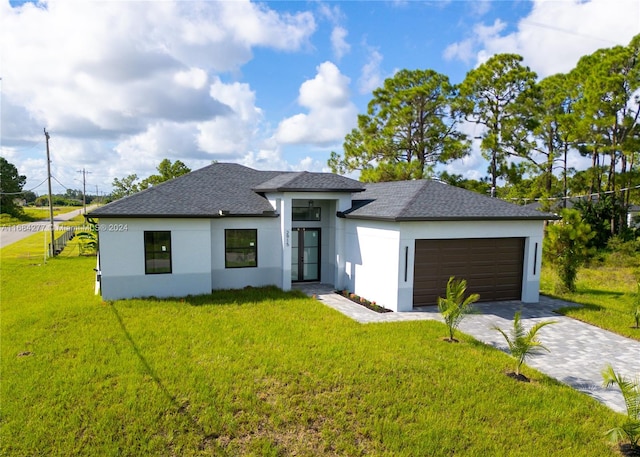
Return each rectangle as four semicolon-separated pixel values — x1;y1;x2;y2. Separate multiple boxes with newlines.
88;163;555;311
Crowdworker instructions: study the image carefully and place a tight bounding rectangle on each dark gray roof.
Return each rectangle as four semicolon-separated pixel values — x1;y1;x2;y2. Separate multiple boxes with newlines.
89;163;362;218
253;171;364;192
343;180;556;221
90;163;555;221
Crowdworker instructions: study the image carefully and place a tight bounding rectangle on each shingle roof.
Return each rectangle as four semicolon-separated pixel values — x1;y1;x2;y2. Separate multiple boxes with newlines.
90;163;555;221
89;163;363;218
343;180;556;221
253;171;365;192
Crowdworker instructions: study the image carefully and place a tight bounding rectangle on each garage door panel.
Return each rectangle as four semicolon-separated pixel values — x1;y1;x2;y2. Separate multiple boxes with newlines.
413;238;524;306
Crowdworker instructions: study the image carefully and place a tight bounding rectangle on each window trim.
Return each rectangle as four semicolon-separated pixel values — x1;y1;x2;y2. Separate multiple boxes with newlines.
225;229;258;268
144;231;172;275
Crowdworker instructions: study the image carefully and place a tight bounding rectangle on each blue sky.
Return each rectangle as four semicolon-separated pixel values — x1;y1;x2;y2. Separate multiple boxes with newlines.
1;0;638;196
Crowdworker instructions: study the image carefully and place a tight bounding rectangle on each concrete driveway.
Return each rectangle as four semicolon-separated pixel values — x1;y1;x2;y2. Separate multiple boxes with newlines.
296;284;640;414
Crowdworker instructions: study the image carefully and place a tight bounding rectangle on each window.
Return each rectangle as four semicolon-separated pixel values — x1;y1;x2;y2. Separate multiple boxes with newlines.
144;231;172;274
292;206;321;221
225;229;257;268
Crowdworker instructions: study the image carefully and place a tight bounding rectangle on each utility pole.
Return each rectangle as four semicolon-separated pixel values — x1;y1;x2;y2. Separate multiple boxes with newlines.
77;168;91;214
44;128;55;257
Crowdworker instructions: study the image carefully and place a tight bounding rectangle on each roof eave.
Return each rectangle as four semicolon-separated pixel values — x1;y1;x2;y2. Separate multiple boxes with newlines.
87;212;279;219
340;214;558;222
254;187;365;193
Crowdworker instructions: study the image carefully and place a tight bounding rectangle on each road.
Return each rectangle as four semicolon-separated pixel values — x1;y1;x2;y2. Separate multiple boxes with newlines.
0;206;97;249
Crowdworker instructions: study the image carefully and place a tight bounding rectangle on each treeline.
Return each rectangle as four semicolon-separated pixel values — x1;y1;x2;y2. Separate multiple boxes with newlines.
330;34;640;243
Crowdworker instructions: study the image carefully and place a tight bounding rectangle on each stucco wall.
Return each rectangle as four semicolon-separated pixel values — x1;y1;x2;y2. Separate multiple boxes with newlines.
210;217;282;290
342;220;401;311
99;218;212;300
341;218;545;312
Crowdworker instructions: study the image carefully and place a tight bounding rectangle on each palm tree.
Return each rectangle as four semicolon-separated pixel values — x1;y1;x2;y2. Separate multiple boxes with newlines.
437;277;479;342
602;365;640;450
493;311;556;377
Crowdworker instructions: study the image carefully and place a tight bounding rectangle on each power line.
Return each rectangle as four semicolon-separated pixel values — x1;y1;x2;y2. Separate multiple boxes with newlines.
0;177;49;195
51;175;71;191
509;184;640;204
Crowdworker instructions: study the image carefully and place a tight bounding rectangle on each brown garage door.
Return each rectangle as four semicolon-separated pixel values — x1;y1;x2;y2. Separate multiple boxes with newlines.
413;238;524;306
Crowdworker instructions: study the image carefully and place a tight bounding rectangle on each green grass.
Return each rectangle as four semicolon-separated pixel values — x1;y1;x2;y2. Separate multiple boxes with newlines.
1;239;625;456
0;206;83;226
541;258;640;341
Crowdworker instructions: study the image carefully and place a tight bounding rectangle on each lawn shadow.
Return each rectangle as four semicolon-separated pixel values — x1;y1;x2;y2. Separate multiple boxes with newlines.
555;301;604;315
183;285;306;307
108;303;218;446
578;288;625;298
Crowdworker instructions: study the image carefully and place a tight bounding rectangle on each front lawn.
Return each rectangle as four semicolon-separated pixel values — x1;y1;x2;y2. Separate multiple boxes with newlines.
1;235;624;456
541;258;640;341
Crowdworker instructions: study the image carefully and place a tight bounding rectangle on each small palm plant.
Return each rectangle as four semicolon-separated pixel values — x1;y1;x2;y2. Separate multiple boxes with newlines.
437;276;479;342
76;230;98;255
492;311;556;380
601;365;640;451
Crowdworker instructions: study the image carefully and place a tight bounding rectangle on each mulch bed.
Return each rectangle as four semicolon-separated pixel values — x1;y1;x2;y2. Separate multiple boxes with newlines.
335;290;393;313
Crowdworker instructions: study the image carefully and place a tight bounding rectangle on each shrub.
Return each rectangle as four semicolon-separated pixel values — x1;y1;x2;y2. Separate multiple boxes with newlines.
544;209;595;292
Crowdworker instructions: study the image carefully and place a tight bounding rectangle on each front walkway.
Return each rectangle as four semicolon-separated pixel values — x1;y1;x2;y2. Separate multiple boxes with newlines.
294;283;640;414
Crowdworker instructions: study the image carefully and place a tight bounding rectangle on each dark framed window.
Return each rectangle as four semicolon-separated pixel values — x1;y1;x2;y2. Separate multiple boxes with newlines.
144;231;172;274
225;229;257;268
292;206;321;221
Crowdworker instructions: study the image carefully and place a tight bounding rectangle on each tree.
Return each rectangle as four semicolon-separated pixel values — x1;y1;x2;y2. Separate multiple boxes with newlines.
573;196;625;249
543;209;595;292
457;54;538;195
571;34;640;234
0;157;27;216
529;72;579;208
438;171;491;195
111;174;140;200
601;365;640;450
22;190;37;204
140;159;191;189
111;158;192;200
493;311;556;380
437;276;479;342
329;69;469;181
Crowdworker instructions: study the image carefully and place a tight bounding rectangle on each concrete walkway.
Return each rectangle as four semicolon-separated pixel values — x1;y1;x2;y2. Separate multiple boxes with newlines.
294;284;640;414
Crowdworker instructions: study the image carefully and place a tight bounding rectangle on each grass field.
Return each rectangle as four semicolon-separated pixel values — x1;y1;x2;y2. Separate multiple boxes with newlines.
541;254;640;341
1;234;627;456
0;206;83;227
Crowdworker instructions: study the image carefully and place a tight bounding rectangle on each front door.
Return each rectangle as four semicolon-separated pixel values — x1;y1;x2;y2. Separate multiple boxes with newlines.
291;228;320;282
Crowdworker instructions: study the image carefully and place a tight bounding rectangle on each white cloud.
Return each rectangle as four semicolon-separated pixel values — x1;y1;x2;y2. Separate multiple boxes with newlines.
443;0;639;77
197;78;264;157
443;39;474;64
358;48;384;95
331;26;351;60
174;68;208;90
317;3;350;60
0;0;317;191
275;62;357;146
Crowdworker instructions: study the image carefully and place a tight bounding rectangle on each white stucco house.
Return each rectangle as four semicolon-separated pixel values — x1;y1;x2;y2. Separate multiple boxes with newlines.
89;163;555;312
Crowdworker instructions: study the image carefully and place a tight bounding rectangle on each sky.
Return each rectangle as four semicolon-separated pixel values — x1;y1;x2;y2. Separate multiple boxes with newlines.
1;0;638;196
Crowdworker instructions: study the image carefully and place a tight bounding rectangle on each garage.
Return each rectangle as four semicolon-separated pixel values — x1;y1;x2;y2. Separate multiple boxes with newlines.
413;237;525;306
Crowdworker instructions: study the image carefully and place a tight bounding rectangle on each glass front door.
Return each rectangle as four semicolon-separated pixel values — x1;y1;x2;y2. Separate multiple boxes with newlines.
291;228;320;282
